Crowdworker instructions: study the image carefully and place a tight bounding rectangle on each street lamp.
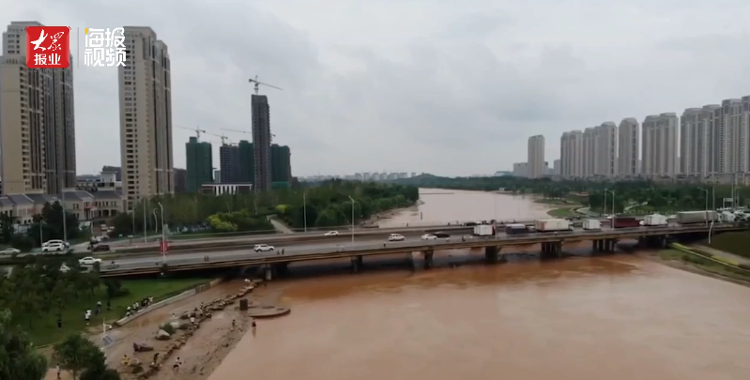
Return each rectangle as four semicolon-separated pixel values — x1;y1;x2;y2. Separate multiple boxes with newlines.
158;202;166;264
698;188;709;226
303;192;308;233
348;196;356;246
152;209;159;234
603;188;608;216
605;189;615;216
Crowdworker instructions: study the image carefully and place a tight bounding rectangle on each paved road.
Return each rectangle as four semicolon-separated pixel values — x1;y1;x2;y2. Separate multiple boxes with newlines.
98;224;709;272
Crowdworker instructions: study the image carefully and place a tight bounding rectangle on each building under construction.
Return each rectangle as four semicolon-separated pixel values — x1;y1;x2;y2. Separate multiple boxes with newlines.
185;136;213;193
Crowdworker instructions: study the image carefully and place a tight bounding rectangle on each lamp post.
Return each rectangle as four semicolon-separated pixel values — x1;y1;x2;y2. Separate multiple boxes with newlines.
152;209;159;234
348;196;356;246
303;192;308;233
603;189;608;217
158;202;166;264
142;199;148;243
698;188;709;226
61;186;68;244
605;189;615;216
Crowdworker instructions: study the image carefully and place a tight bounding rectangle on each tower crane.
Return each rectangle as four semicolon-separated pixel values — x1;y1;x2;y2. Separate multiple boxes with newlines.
248;75;283;95
177;126;206;139
222;128;276;142
204;131;230;145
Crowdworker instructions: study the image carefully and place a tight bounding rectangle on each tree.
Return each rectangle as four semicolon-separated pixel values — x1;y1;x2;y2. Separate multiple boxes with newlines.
53;333;101;380
0;309;48;380
78;348;121;380
0;213;15;243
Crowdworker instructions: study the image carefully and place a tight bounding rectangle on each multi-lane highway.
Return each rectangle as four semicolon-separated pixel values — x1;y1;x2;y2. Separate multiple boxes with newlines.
98;223;734;273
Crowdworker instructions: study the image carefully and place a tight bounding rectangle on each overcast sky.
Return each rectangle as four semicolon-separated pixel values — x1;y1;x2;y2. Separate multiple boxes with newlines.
2;0;750;177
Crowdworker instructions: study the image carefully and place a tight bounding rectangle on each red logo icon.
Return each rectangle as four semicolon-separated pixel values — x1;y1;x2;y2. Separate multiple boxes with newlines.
25;25;71;69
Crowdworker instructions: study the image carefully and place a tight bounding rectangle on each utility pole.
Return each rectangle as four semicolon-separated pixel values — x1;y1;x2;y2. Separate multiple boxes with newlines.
348;196;356;245
303;192;308;233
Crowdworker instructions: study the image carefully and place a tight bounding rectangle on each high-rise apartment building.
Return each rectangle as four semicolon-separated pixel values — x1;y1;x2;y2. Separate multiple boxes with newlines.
219;144;241;184
512;162;528;177
617;118;639;177
595;122;617;177
740;96;750;174
642;113;678;177
119;26;173;209
185;137;212;193
270;144;292;183
680;108;705;177
559;130;583;178
723;98;746;174
0;21;76;195
251;95;272;191
582;127;597;178
237;140;254;184
527;135;545;178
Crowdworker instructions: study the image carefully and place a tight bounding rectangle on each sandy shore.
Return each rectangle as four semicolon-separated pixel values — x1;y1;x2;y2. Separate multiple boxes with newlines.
44;281;287;380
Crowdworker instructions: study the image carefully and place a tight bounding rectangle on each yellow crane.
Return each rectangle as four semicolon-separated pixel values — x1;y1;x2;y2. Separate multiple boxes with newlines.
204;131;230;145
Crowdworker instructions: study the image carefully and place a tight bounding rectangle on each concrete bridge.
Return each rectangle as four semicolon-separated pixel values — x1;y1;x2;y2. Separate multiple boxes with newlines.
99;224;745;278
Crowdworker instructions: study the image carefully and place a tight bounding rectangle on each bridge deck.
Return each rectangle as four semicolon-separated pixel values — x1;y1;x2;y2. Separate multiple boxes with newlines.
100;224;742;277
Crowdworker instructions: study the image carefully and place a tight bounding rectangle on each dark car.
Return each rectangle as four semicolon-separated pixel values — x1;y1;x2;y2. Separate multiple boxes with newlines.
92;244;111;252
432;231;450;238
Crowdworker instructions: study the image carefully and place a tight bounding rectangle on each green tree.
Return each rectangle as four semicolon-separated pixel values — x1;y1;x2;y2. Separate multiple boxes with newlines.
79;349;121;380
53;333;102;380
0;309;48;380
0;213;15;243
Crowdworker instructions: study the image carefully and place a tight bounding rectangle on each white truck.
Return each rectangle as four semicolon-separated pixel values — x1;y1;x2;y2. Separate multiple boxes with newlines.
534;218;571;232
582;219;601;230
676;211;718;224
643;214;668;226
473;225;495;236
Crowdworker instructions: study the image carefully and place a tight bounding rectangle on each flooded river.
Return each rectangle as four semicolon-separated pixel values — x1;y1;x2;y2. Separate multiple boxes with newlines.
207;189;750;380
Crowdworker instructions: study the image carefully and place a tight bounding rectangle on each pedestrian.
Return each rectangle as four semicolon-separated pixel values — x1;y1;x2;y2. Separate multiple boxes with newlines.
57;317;62;329
152;352;159;366
106;299;111;311
56;363;61;379
232;319;236;330
84;311;90;326
173;357;181;372
282;248;285;255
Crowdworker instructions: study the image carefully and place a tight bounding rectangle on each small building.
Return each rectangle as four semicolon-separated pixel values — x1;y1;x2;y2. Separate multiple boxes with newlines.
199;183;253;196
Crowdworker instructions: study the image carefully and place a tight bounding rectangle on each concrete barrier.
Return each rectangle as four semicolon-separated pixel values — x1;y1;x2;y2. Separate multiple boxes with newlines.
669;243;750;274
113;278;224;327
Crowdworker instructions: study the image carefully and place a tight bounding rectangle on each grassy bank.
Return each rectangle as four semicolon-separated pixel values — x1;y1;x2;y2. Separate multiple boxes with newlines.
658;249;750;282
703;231;750;259
29;277;210;346
547;207;582;218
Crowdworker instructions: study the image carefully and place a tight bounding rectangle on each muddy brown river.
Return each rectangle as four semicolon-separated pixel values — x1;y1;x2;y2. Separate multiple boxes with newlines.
208;189;750;380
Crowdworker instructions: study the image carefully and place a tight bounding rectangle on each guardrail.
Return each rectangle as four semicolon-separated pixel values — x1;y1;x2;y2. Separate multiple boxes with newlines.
100;224;744;277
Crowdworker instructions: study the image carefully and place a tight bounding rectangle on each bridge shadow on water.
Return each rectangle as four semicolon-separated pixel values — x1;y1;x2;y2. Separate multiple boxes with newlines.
234;239;645;283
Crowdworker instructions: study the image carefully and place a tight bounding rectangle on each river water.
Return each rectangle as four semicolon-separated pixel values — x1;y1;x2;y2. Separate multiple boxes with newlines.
377;188;552;227
208;189;750;380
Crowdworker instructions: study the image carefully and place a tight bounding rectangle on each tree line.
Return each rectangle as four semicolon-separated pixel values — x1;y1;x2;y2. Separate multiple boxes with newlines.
109;180;420;235
1;202;83;252
1;309;120;380
392;174;748;214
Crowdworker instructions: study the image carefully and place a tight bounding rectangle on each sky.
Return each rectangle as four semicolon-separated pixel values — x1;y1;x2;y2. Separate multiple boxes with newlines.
2;0;750;177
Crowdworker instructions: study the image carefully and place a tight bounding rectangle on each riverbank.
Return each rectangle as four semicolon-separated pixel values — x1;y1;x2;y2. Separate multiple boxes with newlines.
647;247;750;288
361;200;423;226
79;280;290;380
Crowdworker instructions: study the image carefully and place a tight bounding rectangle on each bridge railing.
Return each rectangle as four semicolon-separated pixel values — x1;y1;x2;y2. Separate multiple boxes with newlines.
100;224;741;273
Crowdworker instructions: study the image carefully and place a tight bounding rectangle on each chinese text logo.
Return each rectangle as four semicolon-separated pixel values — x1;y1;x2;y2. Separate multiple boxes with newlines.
25;26;71;69
83;27;126;67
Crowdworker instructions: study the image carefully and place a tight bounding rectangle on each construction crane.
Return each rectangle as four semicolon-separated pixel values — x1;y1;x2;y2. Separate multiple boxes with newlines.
222;128;277;142
204;131;230;145
177;126;206;139
248;75;283;95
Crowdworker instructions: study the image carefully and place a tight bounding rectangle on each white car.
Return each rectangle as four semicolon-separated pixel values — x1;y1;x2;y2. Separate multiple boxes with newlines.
78;257;102;266
388;234;405;242
254;244;275;252
42;243;66;252
43;240;70;248
421;234;437;240
324;231;339;236
0;248;20;255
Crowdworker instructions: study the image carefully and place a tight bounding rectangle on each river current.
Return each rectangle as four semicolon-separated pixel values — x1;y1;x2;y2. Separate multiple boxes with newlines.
208;189;750;380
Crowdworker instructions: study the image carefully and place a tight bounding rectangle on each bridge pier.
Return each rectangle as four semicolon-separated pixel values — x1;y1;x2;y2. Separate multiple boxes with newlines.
484;246;502;263
264;265;273;281
593;239;617;253
350;255;364;273
540;242;562;260
424;249;434;269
